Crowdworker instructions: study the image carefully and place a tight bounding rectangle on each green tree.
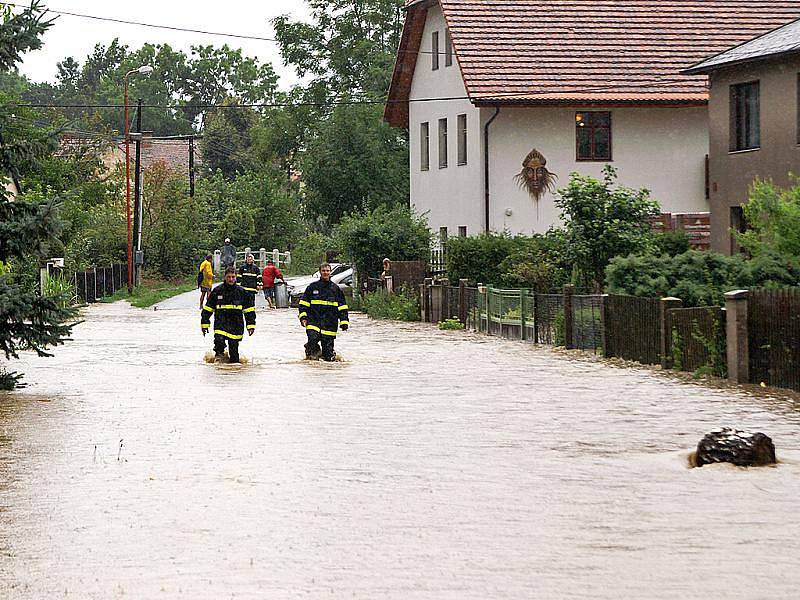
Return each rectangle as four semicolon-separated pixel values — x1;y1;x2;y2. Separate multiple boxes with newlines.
302;102;408;224
1;2;77;389
200;99;259;178
737;177;800;258
273;0;405;98
557;166;660;289
332;204;430;279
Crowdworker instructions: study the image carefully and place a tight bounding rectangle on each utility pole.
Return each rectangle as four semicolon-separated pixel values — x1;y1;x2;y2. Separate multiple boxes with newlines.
188;135;195;197
132;98;143;286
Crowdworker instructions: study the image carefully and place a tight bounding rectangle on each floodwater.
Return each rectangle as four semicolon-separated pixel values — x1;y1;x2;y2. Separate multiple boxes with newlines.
2;291;800;599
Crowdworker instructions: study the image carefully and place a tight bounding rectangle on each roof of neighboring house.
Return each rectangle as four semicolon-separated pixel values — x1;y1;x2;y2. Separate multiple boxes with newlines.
684;17;800;74
385;0;800;127
113;136;198;173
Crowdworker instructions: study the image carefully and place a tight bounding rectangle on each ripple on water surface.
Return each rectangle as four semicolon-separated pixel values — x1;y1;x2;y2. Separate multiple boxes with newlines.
1;298;800;599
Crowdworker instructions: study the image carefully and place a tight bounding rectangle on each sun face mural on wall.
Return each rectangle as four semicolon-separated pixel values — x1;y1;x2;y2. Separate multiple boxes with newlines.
515;149;557;206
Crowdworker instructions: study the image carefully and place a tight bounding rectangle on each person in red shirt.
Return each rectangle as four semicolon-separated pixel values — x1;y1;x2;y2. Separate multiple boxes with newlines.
261;259;285;308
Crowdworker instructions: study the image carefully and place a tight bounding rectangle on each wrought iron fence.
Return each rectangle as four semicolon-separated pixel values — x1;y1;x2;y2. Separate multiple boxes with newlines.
73;263;127;303
666;307;726;375
604;294;661;364
748;288;800;391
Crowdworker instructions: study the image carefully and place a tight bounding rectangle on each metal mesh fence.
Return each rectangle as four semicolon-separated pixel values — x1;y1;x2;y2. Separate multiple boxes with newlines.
73;263;127;303
571;295;604;353
534;293;564;345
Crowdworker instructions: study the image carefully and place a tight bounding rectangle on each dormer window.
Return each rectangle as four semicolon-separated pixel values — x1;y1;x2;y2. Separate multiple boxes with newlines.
432;31;440;71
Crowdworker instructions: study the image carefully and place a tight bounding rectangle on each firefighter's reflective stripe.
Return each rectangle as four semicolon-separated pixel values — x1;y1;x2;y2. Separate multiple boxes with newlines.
310;299;338;306
247;324;256;330
218;304;243;310
338;304;349;311
201;323;210;329
299;300;311;307
215;330;243;340
242;287;258;292
242;306;256;313
203;305;214;312
298;311;308;319
306;324;337;337
339;320;349;326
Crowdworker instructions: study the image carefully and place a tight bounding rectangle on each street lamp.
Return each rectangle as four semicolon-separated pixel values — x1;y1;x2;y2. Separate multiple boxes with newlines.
124;65;153;292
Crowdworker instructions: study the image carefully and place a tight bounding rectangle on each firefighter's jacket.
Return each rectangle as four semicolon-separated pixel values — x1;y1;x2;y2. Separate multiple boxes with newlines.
201;282;256;339
298;279;349;337
237;262;261;293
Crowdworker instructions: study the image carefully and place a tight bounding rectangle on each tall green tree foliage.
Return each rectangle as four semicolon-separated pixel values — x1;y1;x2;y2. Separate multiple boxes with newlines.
12;40;278;135
557;166;660;289
737;177;800;258
332;204;430;278
272;0;409;224
1;2;77;389
302;102;408;224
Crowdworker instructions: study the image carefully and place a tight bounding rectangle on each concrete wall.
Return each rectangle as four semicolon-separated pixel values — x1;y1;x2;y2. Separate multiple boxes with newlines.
408;4;484;237
707;55;800;254
407;5;709;236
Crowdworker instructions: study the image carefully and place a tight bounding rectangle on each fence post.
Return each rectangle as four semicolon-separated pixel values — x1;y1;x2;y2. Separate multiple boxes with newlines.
385;275;393;295
422;278;432;322
660;297;683;369
259;247;267;268
430;281;443;324
273;248;280;267
520;289;527;341
563;284;575;349
213;250;221;274
458;279;468;325
439;278;449;321
725;290;750;384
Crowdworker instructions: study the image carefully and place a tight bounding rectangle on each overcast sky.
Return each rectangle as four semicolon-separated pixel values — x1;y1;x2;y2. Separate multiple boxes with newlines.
17;1;312;88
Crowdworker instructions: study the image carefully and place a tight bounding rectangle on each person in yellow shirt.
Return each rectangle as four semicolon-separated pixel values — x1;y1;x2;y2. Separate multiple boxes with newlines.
198;254;214;309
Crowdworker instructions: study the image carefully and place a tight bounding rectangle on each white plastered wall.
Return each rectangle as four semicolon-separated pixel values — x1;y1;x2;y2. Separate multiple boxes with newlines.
487;106;710;233
408;4;483;237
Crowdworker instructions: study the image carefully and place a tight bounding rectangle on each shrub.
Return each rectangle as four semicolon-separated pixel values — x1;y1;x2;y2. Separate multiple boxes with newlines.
361;287;420;321
447;231;570;290
556;166;660;289
606;249;800;306
654;230;691;257
332;204;430;279
737;177;800;258
286;231;334;276
438;318;464;330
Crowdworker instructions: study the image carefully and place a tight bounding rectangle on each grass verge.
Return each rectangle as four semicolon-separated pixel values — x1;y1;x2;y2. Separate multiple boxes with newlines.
100;279;196;308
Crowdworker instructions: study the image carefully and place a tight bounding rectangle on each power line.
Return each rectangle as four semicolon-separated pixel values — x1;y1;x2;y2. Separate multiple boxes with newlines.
9;74;704;111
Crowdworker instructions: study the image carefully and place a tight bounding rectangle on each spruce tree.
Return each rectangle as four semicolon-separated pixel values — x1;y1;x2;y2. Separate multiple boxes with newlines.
1;2;76;389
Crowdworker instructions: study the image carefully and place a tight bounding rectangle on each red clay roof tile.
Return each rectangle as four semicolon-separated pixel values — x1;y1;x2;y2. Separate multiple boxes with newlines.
386;0;800;126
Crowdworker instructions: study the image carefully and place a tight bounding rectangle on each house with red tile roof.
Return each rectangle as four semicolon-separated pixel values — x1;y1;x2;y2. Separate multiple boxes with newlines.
684;17;800;253
385;0;800;238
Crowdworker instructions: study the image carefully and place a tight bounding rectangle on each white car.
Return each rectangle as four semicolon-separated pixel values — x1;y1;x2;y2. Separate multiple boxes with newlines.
287;264;352;304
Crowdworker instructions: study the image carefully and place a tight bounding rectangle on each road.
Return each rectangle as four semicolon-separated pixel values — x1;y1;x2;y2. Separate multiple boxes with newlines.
2;290;800;598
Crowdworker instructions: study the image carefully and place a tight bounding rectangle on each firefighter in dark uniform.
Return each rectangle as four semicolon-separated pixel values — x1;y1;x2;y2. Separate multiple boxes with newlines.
201;266;256;363
298;262;349;361
237;253;261;299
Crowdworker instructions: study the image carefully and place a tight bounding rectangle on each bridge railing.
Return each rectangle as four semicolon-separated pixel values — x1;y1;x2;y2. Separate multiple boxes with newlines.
213;247;291;272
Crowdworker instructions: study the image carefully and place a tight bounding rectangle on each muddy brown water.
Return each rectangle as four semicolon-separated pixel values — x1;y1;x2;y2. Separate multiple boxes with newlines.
2;292;800;598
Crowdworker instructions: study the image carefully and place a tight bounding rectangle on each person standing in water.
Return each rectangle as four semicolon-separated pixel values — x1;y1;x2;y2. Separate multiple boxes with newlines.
201;267;256;363
298;263;349;361
197;253;213;309
237;253;261;300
